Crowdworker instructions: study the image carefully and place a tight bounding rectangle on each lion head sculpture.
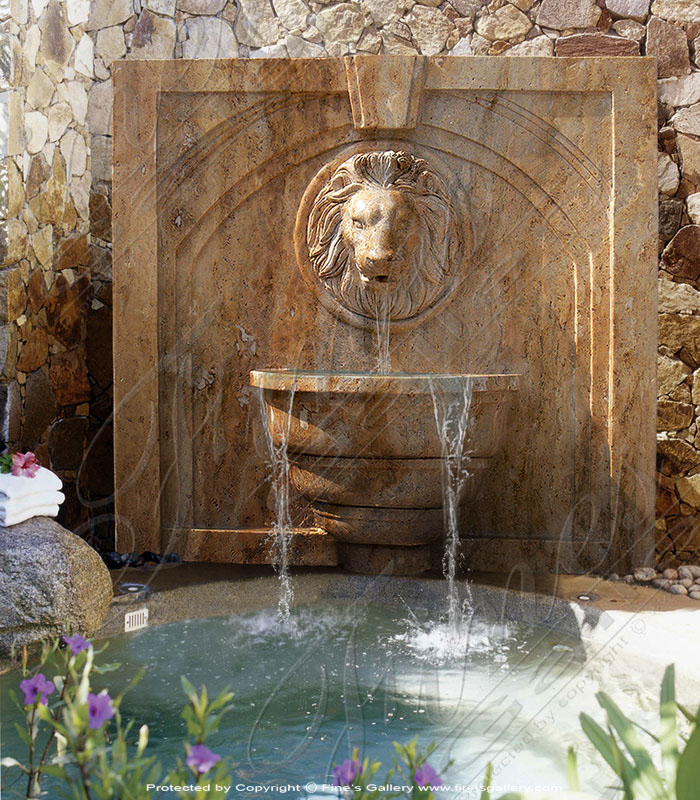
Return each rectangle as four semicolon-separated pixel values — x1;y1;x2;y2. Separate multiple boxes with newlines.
305;150;462;322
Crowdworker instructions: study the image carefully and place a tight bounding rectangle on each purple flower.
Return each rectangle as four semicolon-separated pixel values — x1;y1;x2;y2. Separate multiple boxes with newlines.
11;452;40;478
87;691;115;729
414;763;443;789
332;759;362;786
63;634;91;656
186;744;221;774
20;673;55;706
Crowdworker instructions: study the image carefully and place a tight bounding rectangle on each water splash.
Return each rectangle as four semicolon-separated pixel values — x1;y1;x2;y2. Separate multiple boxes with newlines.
372;294;391;374
393;616;508;666
257;382;297;622
428;376;474;635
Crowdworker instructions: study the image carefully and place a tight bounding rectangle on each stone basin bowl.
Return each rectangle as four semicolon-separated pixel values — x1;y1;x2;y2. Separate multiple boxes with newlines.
250;370;519;574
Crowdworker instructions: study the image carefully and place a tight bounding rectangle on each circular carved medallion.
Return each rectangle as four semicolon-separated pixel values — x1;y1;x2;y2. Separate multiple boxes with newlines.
294;148;465;330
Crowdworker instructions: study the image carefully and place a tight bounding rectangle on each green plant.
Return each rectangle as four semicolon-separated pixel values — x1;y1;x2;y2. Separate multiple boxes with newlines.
0;635;234;800
580;664;700;800
331;738;451;800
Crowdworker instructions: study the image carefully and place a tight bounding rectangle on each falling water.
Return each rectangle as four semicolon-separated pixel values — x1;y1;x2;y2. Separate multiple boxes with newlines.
373;294;391;374
257;382;297;622
429;376;474;635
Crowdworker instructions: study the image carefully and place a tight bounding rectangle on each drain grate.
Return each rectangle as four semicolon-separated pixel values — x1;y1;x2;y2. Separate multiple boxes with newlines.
124;607;149;632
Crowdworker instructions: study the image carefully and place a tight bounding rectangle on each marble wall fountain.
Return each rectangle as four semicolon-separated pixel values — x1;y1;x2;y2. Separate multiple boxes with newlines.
112;56;657;575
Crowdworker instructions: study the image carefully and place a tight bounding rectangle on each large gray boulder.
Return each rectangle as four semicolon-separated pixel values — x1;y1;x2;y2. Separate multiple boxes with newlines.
0;518;112;658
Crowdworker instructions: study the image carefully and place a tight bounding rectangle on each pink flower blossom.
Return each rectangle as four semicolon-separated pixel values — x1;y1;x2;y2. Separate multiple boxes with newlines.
11;452;40;478
414;763;443;789
63;634;91;656
186;744;221;774
88;691;115;729
20;673;55;706
332;759;362;786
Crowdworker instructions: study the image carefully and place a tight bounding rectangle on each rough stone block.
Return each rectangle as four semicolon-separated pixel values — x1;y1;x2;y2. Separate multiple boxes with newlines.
48;416;88;470
555;32;640;56
658;436;700;471
91;135;112;183
677;133;700;184
49;349;91;406
129;10;176;59
658;151;680;195
605;0;650;21
21;368;57;449
46;272;91;348
39;2;75;73
0;266;25;324
662;226;700;281
659;73;700;107
651;0;700;25
658;352;691;395
536;0;601;29
86;305;112;389
659;276;700;314
671;104;700;136
86;0;132;31
660;314;700;365
687;192;700;224
0;32;14;90
235;0;283;46
676;473;700;508
659;196;684;242
0;518;112;658
85;423;114;496
658;399;694;430
182;17;238;58
178;0;226;13
647;16;691;77
17;328;49;373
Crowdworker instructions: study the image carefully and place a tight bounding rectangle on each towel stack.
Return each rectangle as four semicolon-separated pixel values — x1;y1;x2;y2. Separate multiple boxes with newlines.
0;467;64;526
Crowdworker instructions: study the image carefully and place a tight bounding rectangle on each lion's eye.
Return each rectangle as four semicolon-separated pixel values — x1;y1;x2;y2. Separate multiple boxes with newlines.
352;219;365;229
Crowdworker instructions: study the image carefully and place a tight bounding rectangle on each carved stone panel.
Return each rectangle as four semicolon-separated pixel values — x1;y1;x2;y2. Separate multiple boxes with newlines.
112;57;657;573
296;149;465;328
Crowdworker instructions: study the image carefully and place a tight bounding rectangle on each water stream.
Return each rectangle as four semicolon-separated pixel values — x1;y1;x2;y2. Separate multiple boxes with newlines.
429;376;475;636
373;294;391;373
257;383;297;621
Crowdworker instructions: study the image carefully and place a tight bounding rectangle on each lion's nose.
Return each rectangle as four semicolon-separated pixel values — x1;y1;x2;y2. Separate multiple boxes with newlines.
364;252;394;274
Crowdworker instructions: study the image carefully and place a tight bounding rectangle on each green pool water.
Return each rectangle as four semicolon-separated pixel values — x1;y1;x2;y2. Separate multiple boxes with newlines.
0;602;643;798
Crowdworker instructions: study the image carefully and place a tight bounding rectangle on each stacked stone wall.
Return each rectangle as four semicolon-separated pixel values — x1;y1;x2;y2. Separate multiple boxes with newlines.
1;0;700;564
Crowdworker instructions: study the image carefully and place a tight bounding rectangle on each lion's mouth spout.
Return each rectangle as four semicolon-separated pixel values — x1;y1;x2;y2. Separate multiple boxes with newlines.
360;274;394;286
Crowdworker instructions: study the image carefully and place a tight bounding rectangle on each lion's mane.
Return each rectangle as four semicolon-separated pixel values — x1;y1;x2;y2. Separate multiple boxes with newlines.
306;150;461;321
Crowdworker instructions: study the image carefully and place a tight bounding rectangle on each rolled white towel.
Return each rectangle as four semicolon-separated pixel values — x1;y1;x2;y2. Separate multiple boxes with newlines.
0;467;62;499
0;491;65;515
0;505;61;527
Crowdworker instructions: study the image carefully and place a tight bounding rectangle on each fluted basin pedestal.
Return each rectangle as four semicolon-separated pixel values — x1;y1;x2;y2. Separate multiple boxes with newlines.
250;370;518;576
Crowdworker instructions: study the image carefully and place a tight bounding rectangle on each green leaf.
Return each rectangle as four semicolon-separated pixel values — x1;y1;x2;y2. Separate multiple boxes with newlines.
0;454;13;473
608;728;636;800
677;703;700;726
92;662;121;675
40;764;70;780
580;713;621;774
480;762;493;800
180;676;197;704
596;691;667;799
676;723;700;800
659;665;680;793
566;746;580;792
13;723;32;747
